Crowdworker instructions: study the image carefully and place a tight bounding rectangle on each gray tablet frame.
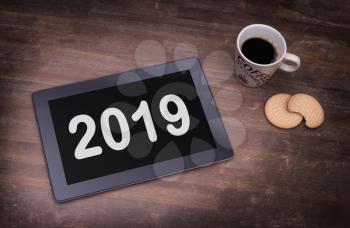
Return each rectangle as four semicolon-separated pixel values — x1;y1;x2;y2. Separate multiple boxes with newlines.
32;58;233;202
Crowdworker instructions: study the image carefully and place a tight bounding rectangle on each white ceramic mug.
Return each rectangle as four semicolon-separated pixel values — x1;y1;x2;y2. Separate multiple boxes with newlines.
234;24;300;87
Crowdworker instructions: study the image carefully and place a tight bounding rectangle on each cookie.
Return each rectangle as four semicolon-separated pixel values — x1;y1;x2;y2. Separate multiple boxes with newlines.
287;93;324;128
265;93;303;129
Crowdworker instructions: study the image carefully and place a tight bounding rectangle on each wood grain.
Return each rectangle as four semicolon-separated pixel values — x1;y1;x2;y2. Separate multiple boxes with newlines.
0;0;349;227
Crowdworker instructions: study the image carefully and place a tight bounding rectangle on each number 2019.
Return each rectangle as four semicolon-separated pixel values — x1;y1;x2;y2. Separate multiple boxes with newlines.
68;94;190;160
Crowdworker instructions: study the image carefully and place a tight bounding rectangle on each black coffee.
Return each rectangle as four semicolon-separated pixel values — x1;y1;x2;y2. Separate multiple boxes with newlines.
241;38;276;64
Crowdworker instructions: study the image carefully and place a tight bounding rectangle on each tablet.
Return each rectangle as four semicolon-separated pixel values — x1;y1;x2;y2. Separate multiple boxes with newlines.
33;58;233;202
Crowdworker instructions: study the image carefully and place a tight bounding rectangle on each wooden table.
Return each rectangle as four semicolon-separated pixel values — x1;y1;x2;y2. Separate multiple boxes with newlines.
1;1;349;227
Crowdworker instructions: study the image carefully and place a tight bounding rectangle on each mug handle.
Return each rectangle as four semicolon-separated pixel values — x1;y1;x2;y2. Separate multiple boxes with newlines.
279;53;301;72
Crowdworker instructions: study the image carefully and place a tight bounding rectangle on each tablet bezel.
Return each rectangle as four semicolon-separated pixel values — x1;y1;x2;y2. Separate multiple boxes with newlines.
32;58;233;202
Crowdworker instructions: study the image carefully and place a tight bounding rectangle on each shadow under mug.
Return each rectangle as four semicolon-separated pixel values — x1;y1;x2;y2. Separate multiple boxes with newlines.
234;24;300;87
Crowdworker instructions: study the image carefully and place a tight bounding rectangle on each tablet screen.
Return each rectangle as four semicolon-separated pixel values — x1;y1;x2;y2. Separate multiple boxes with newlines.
49;70;216;185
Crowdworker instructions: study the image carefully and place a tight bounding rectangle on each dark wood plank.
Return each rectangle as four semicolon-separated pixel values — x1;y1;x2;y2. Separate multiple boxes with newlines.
0;0;349;227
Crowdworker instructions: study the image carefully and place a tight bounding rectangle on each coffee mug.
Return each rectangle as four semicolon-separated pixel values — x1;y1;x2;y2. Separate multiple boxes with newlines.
234;24;300;87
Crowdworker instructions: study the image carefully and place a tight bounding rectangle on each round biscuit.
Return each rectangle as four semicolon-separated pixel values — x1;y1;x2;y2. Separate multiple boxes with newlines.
265;93;303;129
287;93;324;128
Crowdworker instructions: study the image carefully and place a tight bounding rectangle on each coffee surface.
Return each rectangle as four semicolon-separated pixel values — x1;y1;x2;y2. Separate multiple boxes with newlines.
241;38;276;64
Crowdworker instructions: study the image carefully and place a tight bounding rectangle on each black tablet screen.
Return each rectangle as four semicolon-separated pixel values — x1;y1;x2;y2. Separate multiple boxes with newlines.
49;70;216;184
